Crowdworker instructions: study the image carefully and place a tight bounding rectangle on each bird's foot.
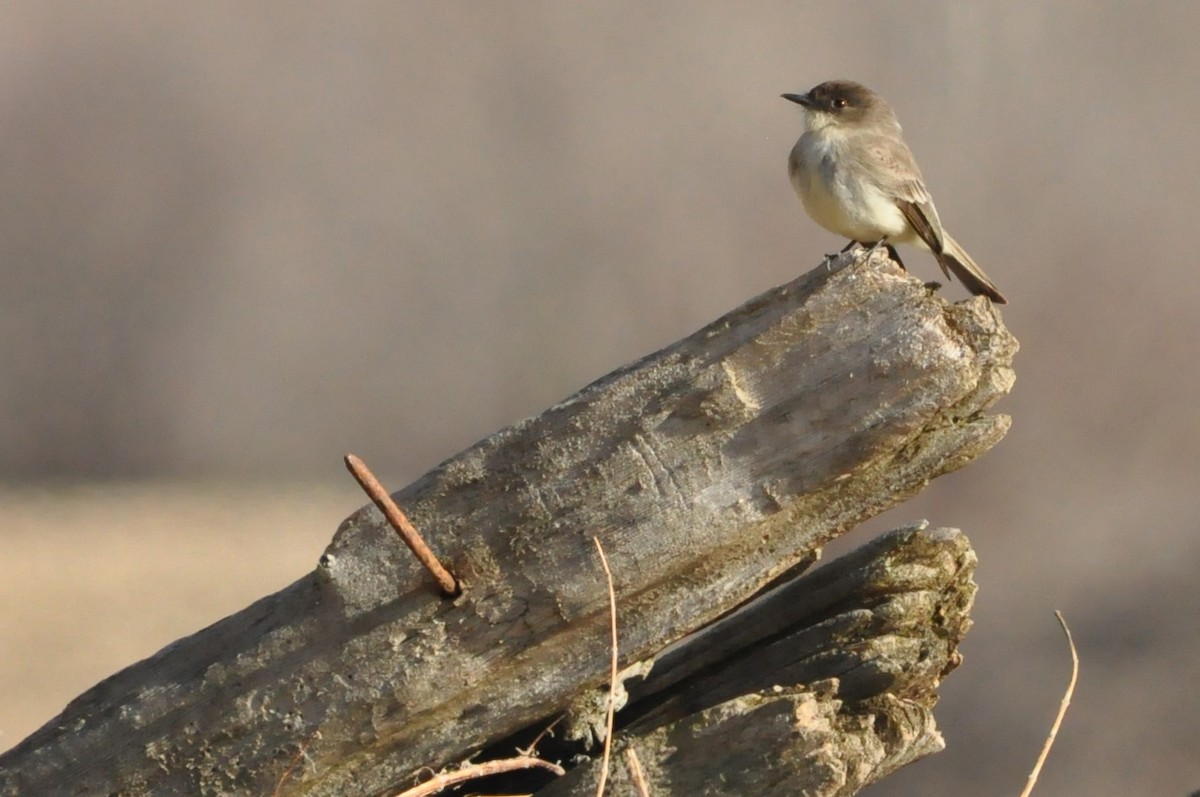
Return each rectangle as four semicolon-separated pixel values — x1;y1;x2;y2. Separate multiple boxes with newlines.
857;239;908;271
923;280;943;295
823;240;861;270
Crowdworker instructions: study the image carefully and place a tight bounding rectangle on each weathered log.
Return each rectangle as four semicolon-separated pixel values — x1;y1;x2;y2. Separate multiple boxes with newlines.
539;523;975;797
0;249;1016;796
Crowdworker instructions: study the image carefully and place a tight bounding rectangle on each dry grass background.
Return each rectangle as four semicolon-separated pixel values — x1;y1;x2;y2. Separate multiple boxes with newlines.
0;482;358;744
2;4;1198;795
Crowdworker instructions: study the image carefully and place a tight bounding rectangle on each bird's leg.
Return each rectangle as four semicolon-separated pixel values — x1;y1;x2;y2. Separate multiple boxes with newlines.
824;239;857;262
839;240;858;253
863;239;908;270
859;238;908;271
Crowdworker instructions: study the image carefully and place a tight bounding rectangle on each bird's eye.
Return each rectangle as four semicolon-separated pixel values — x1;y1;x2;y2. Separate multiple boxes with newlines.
832;97;848;109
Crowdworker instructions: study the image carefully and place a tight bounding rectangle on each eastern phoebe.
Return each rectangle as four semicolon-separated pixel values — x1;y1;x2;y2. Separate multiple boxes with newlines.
783;80;1006;304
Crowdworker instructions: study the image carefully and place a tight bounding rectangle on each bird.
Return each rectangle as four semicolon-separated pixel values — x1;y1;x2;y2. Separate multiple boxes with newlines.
782;80;1007;304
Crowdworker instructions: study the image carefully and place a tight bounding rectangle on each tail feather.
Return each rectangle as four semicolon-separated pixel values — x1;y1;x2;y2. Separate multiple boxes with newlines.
937;234;1007;304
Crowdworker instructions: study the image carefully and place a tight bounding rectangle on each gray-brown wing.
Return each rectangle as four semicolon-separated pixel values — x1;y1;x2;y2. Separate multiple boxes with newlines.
857;132;947;253
897;197;945;254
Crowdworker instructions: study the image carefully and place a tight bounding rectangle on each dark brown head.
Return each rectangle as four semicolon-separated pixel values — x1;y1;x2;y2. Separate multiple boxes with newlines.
782;80;899;132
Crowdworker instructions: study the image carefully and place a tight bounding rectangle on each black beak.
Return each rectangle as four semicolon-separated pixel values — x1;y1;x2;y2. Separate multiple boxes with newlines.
781;92;814;108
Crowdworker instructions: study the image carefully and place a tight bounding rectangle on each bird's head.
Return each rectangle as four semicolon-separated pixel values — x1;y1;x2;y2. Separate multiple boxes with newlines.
782;80;898;133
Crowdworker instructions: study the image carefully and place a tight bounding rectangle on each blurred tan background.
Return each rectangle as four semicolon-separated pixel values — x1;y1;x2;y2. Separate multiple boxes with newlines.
1;3;1197;794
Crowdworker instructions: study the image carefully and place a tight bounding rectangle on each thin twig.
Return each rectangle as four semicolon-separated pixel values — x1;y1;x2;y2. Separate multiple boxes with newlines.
344;453;459;596
390;756;564;797
517;714;564;757
592;537;619;797
624;747;651;797
1017;610;1079;797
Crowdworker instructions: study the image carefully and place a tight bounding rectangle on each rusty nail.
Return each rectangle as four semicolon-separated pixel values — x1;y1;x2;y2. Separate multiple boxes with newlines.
344;453;459;597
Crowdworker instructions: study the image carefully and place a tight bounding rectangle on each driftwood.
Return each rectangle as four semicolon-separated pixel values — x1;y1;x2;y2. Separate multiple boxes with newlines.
0;249;1017;796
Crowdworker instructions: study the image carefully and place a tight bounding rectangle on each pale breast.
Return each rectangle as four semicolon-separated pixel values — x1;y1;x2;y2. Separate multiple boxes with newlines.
790;131;912;244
